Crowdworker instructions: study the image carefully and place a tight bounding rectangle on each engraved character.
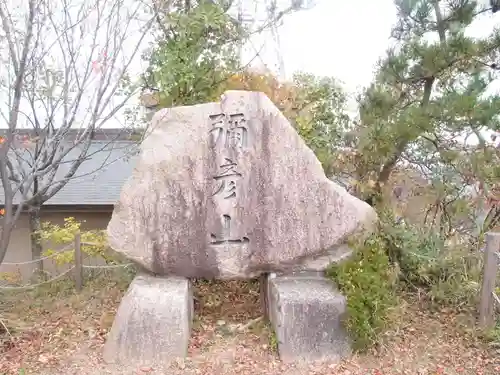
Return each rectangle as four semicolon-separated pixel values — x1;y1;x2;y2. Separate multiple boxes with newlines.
208;112;248;148
210;215;250;245
226;113;248;148
208;113;226;148
212;158;242;199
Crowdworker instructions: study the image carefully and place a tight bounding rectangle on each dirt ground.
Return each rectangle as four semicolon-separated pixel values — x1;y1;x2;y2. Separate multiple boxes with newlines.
1;275;499;375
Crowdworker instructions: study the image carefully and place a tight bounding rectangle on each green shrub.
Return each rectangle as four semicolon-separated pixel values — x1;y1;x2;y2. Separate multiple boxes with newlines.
326;232;398;351
382;221;483;307
38;217;124;266
328;206;489;350
481;320;500;344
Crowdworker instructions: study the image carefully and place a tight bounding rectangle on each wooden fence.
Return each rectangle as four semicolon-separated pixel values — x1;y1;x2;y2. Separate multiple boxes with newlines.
479;232;500;329
72;232;133;292
3;230;500;318
0;232;132;292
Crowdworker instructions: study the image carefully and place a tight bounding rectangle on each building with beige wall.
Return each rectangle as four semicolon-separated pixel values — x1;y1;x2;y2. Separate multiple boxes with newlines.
0;135;138;281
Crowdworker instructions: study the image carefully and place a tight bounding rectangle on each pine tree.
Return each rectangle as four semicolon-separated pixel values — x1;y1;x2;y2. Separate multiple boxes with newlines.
351;0;500;234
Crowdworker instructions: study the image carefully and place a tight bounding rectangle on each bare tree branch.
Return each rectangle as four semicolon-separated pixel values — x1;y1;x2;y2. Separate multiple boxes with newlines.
0;0;157;266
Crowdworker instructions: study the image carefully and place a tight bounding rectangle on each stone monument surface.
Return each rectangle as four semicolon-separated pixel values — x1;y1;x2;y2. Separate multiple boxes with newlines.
103;275;192;365
107;90;375;279
104;91;377;366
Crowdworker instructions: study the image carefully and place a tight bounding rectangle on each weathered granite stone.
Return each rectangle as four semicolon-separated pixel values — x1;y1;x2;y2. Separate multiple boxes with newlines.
265;273;351;363
290;244;353;273
107;90;376;279
103;274;192;365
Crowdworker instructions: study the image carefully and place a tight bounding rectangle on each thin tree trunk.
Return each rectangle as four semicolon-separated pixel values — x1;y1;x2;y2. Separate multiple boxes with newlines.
0;222;13;266
28;205;44;276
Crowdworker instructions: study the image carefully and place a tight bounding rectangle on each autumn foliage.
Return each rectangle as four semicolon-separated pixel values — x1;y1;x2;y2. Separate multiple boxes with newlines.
218;71;299;117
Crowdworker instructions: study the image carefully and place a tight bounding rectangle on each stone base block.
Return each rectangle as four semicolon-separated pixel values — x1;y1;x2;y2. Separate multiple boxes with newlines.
103;274;193;366
265;273;351;363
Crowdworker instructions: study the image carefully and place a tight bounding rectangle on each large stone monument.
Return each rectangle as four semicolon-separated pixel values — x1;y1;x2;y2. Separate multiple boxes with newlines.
103;91;376;366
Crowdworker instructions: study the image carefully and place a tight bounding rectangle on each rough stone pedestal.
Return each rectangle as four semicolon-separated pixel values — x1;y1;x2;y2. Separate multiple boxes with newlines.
103;274;193;366
265;273;351;363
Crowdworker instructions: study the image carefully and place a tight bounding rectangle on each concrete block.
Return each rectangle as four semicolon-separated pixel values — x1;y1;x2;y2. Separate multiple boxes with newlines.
103;274;193;366
265;273;351;363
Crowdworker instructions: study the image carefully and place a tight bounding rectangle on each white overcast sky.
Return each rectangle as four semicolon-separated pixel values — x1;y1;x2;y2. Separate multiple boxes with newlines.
243;0;500;146
271;0;499;91
278;0;397;93
2;0;500;129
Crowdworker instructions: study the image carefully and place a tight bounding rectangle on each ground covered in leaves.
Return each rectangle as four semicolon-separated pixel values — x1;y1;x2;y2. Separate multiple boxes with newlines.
1;272;499;375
